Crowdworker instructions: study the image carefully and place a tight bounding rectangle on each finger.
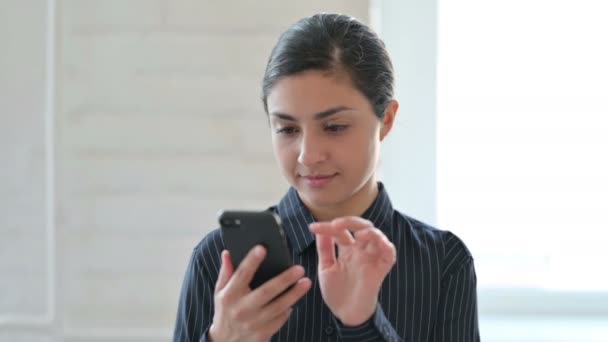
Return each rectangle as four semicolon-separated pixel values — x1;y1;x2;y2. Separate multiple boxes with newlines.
353;227;374;244
359;231;379;255
309;222;355;246
379;236;397;264
315;233;336;270
246;265;306;308
258;277;311;323
259;307;293;338
355;228;396;263
215;250;233;293
331;216;375;232
227;245;266;291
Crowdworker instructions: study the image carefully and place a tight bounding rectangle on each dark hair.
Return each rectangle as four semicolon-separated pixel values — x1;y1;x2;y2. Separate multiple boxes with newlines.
261;13;394;119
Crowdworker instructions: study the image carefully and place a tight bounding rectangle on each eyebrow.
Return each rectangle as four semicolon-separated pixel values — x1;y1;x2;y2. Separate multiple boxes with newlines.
270;106;354;121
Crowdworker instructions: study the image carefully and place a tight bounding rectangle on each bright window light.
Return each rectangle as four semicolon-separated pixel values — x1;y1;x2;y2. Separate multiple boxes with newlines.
437;0;608;291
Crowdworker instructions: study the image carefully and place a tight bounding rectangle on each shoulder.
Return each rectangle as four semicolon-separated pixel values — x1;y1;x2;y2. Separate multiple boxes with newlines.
191;228;225;278
394;211;473;277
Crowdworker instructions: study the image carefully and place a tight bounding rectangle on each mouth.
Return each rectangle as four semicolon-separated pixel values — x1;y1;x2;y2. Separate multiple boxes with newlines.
300;173;338;188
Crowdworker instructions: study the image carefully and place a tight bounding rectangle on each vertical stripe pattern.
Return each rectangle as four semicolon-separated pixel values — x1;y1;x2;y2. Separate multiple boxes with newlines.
173;183;480;341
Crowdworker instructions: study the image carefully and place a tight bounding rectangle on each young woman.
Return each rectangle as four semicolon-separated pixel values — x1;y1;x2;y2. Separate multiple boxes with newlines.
174;13;479;342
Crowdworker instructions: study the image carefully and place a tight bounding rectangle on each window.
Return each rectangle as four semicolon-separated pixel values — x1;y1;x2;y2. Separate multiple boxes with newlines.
436;0;608;293
376;0;608;339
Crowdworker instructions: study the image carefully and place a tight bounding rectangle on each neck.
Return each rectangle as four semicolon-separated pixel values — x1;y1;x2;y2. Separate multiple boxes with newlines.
307;177;379;222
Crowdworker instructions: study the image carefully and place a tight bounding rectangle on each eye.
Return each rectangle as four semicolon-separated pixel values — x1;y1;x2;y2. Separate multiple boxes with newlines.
275;126;299;135
325;124;349;133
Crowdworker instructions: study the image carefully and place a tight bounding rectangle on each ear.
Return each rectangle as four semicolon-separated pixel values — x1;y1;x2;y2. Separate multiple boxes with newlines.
380;100;399;141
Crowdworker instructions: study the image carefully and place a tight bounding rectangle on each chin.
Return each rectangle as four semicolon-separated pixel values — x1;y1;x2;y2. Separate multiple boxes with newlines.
302;192;339;207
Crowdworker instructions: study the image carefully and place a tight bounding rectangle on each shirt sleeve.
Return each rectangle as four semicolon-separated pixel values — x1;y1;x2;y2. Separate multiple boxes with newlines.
333;304;403;342
173;245;217;342
430;257;480;342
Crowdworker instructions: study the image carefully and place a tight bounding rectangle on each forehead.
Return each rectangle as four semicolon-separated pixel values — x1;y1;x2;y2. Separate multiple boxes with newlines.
266;70;372;119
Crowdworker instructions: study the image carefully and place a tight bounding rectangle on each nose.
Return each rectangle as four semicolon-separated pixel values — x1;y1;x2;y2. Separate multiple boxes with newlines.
297;131;327;166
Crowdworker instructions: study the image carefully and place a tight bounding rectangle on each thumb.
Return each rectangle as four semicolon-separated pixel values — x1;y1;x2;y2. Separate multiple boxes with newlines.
315;234;336;271
215;250;233;293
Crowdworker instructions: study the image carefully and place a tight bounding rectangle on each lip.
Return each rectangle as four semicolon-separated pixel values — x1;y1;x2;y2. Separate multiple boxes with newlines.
301;173;337;188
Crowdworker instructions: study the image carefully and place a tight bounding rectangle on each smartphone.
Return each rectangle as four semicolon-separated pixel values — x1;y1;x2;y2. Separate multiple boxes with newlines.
218;210;293;289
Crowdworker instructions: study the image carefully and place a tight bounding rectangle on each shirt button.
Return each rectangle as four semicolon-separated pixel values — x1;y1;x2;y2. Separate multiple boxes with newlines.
383;324;391;337
324;326;335;335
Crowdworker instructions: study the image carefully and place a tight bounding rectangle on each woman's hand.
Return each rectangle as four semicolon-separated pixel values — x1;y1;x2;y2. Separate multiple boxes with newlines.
309;217;396;326
209;246;312;342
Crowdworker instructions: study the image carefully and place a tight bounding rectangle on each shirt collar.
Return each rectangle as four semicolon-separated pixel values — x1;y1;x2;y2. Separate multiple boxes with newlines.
274;182;395;255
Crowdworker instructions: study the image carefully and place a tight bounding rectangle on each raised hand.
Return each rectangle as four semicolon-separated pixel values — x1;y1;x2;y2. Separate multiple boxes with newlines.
309;216;396;326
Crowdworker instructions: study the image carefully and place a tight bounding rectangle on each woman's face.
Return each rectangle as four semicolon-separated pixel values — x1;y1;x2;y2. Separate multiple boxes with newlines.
266;70;397;210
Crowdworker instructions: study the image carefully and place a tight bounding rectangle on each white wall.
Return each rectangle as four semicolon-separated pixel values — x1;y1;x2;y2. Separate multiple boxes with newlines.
0;1;370;341
1;1;52;341
374;0;438;226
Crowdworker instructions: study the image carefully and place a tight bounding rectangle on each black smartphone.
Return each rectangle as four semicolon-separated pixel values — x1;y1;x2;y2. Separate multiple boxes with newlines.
218;210;293;289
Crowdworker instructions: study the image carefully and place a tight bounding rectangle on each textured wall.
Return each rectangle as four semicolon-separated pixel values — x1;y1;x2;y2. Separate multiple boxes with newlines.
1;1;369;341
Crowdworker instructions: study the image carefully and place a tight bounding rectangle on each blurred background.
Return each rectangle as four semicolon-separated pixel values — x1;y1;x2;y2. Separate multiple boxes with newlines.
1;0;607;341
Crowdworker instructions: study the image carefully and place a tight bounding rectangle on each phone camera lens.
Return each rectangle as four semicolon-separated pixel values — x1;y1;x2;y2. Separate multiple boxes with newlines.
221;217;241;228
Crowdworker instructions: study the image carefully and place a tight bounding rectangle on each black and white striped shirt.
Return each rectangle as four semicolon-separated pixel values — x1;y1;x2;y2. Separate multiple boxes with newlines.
174;183;480;341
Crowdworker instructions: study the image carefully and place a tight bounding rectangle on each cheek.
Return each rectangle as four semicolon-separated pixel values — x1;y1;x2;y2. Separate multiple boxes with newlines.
272;139;297;168
341;129;380;168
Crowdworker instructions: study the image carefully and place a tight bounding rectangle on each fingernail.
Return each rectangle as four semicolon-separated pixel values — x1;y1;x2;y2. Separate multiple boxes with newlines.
254;245;265;256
